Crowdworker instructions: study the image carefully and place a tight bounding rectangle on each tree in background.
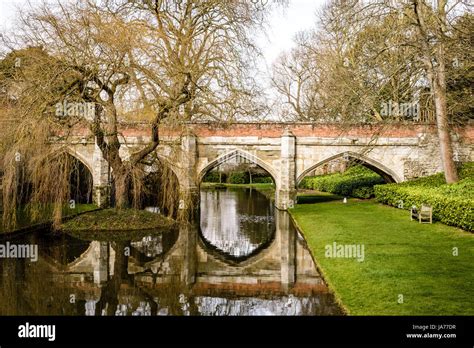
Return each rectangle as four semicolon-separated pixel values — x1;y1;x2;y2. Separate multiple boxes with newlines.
272;1;424;122
272;0;472;183
446;12;474;123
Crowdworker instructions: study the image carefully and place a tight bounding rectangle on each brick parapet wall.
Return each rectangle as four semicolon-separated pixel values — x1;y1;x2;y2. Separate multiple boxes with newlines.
69;122;474;142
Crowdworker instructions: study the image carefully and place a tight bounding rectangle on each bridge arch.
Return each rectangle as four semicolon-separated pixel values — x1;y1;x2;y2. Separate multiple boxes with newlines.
197;233;278;269
198;149;279;184
297;151;402;185
64;147;94;177
61;148;94;203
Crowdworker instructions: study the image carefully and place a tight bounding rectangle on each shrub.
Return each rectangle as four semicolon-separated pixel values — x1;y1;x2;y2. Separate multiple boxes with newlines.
204;171;273;185
299;165;384;198
252;176;273;184
227;171;248;184
374;163;474;231
352;186;375;199
203;171;225;183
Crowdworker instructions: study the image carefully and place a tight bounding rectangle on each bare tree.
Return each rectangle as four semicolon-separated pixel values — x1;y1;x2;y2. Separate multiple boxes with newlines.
272;0;472;182
362;0;471;182
402;0;469;182
271;32;321;121
272;1;423;122
1;0;279;228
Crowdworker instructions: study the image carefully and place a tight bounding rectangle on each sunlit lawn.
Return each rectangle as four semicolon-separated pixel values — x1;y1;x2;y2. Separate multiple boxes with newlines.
290;192;474;315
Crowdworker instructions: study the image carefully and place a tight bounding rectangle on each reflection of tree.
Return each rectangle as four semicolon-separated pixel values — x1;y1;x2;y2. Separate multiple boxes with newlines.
0;233;83;315
94;241;158;316
143;276;196;316
95;242;127;315
0;258;28;314
130;229;179;262
0;256;85;315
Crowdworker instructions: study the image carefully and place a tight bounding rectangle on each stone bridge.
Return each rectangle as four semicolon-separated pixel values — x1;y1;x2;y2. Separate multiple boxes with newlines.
64;122;474;210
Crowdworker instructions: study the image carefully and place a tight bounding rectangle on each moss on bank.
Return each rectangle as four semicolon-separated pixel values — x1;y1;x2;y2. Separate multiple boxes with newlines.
61;208;176;233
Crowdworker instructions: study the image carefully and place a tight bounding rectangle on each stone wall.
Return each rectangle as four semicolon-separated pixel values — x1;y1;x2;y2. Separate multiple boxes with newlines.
64;123;474;210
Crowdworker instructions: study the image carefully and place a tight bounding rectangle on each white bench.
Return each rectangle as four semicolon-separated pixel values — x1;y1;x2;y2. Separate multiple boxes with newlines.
410;204;432;224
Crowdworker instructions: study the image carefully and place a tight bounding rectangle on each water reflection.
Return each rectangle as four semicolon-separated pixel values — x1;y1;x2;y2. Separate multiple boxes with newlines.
0;188;343;316
195;295;327;316
200;188;275;259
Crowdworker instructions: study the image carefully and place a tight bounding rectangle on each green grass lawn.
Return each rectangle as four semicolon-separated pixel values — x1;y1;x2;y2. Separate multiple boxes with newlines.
290;193;474;315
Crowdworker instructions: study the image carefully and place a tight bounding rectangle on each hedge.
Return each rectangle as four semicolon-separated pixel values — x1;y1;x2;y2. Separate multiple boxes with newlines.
299;165;384;198
203;170;273;185
374;163;474;231
227;172;247;184
227;172;273;184
252;176;273;184
203;171;226;183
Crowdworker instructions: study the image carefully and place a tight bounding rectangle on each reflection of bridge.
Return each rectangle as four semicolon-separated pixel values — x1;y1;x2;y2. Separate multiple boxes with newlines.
40;211;320;293
63;122;473;209
17;210;338;315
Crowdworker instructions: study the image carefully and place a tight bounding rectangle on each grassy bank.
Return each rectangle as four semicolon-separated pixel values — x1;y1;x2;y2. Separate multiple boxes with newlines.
61;208;176;232
0;204;98;234
290;193;474;315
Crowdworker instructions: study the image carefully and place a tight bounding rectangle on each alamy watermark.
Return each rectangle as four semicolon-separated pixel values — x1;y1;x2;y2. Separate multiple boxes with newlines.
380;100;419;120
55;100;95;120
18;322;55;341
0;242;38;262
325;242;365;262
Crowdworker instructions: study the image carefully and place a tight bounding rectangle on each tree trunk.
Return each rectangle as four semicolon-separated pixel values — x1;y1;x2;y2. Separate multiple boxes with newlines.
431;4;459;184
416;0;459;184
114;170;131;209
433;75;459;183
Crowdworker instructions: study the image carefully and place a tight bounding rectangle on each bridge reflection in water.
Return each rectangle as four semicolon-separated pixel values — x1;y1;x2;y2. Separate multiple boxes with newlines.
0;188;342;316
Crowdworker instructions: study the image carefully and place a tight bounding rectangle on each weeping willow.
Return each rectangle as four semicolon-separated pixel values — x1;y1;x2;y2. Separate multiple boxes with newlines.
0;46;183;231
2;141;182;231
2;145;85;230
139;160;181;219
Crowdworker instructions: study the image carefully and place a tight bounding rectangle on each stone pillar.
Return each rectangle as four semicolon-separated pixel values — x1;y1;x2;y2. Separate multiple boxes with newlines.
92;140;111;207
178;133;199;221
92;241;109;284
278;210;296;291
180;222;197;285
276;129;297;210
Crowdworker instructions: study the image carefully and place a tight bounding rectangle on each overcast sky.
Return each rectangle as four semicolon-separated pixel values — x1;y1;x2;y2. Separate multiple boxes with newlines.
257;0;323;70
0;0;323;67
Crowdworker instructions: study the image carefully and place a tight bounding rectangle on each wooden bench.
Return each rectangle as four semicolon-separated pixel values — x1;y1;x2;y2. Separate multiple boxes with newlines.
410;204;432;224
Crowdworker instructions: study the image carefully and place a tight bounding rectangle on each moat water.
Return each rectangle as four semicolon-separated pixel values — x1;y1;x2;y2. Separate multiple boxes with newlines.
0;187;342;316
